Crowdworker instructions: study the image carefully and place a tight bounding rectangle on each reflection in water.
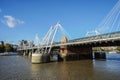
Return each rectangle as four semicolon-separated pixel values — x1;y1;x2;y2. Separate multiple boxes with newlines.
31;61;94;80
0;54;120;80
107;53;120;60
93;60;120;80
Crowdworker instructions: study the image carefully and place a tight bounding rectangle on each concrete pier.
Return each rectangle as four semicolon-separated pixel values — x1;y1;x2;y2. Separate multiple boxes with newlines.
23;52;26;56
31;53;50;63
31;53;43;63
28;52;32;57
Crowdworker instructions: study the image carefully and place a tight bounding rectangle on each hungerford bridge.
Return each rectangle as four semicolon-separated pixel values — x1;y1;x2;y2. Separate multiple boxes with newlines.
17;23;120;63
17;0;120;63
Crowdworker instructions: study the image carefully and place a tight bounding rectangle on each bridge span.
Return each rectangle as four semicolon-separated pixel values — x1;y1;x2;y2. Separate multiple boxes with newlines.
17;31;120;62
18;31;120;50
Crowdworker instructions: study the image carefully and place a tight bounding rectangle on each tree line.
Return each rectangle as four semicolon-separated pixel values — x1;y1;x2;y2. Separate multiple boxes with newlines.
0;43;17;53
116;46;120;51
92;46;120;52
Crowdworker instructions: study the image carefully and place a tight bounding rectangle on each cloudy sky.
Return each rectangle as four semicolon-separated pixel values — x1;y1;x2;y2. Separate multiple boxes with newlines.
0;0;118;44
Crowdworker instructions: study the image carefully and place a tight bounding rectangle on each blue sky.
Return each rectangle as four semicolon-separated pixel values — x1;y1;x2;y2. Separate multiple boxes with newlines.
0;0;118;44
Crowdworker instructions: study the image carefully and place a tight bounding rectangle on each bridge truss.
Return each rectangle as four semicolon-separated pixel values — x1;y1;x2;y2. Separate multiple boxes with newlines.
86;0;120;37
36;22;68;54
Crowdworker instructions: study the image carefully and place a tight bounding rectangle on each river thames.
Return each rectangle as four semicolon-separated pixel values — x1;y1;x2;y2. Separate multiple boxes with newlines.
0;53;120;80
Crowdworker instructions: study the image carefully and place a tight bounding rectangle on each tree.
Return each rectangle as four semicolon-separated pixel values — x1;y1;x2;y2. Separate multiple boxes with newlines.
116;46;120;51
0;44;4;53
4;43;12;52
0;41;17;53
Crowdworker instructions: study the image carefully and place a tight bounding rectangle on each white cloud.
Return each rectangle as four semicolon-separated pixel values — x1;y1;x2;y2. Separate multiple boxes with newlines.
2;15;24;28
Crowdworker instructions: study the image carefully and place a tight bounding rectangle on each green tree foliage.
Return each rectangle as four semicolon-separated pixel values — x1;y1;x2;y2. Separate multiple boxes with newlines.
0;42;16;53
116;46;120;51
0;44;4;53
4;43;13;52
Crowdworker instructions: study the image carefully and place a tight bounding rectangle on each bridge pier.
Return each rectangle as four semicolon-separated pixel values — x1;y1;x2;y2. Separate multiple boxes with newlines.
60;46;93;61
60;36;68;61
65;46;93;61
31;53;50;63
23;50;29;56
60;36;93;61
94;51;106;60
28;51;32;57
23;51;26;56
32;53;43;63
17;50;22;55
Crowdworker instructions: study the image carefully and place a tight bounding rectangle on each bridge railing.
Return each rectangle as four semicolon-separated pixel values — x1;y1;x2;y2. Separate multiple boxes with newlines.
68;31;120;43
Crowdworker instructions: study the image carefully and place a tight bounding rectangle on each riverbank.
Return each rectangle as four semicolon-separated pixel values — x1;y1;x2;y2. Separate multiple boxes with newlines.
0;52;18;56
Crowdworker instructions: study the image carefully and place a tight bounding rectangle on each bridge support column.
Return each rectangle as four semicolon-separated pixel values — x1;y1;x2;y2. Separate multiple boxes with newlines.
23;50;28;56
17;51;22;55
78;46;93;59
32;53;43;63
60;36;68;61
94;52;106;60
29;50;32;57
60;48;68;61
23;51;26;56
31;53;50;64
65;46;93;61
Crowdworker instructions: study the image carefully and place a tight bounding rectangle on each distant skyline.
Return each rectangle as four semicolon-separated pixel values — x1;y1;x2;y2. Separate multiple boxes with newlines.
0;0;118;44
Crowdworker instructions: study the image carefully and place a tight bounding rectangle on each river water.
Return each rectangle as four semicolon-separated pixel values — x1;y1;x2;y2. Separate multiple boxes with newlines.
0;53;120;80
